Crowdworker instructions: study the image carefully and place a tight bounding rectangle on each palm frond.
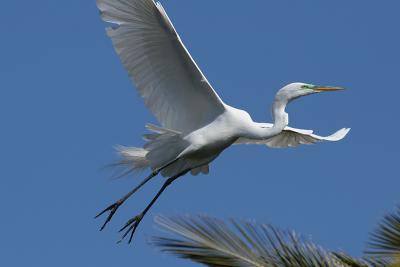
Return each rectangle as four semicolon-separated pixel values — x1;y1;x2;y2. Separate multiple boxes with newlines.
366;206;400;259
363;206;400;267
152;215;360;267
333;252;389;267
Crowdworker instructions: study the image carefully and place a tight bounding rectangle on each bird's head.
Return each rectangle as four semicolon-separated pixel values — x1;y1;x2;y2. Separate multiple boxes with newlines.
275;82;345;103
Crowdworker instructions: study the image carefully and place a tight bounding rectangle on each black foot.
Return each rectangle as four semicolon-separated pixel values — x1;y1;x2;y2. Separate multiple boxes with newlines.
95;200;123;231
118;213;144;244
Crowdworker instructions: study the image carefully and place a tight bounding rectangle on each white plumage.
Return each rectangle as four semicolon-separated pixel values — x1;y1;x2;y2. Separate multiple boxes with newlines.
98;0;225;134
95;0;350;243
236;126;350;148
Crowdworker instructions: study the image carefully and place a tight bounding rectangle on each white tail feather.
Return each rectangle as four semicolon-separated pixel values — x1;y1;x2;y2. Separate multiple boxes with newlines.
115;145;150;172
115;124;191;177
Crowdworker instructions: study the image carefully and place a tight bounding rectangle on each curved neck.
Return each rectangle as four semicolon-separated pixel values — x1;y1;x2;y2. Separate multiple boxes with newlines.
245;99;289;140
272;99;289;130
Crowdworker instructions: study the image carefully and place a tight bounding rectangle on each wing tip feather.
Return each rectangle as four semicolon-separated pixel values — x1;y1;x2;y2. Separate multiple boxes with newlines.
326;128;351;141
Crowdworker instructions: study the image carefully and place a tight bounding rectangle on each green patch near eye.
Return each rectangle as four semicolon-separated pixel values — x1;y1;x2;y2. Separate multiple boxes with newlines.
301;84;317;90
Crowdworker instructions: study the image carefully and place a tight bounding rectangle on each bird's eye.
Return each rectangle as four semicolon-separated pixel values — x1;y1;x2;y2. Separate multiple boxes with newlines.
301;85;309;89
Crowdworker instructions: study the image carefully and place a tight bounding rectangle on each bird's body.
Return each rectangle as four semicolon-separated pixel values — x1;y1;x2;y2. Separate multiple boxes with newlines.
161;106;253;175
118;105;255;178
95;0;350;243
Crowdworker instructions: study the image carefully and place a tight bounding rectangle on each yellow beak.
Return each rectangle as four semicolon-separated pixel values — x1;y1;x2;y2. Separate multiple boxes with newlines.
313;86;346;92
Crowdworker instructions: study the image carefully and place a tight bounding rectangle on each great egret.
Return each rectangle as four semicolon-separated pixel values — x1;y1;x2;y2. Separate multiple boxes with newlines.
95;0;350;243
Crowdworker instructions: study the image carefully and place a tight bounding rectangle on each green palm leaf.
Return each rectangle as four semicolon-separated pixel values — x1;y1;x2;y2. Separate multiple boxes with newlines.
333;252;389;267
152;215;362;267
366;206;400;263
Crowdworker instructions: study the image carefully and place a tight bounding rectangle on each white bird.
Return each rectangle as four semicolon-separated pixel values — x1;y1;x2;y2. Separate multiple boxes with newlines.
95;0;350;243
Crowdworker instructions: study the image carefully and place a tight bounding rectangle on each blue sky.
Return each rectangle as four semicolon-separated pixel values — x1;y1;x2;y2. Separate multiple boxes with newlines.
1;0;399;266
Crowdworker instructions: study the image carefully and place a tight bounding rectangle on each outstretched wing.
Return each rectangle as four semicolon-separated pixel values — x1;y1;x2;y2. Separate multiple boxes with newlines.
97;0;226;133
236;127;350;148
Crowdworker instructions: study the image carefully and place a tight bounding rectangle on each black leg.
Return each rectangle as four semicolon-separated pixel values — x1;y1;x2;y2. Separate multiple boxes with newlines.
95;170;159;231
118;170;189;244
95;158;180;231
